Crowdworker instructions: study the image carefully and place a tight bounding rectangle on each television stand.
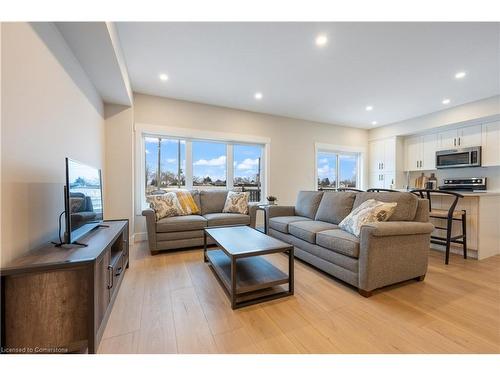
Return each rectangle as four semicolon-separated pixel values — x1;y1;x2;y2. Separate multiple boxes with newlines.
0;219;129;354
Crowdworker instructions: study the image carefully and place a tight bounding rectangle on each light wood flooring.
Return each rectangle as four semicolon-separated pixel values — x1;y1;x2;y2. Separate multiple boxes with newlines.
98;241;500;354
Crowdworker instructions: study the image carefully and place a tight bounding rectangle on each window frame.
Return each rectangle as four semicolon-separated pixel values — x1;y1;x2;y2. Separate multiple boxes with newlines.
314;143;365;191
135;123;270;214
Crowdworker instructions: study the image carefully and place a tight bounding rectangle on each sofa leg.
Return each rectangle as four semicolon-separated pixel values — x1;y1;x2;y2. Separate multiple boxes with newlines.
150;250;159;256
415;274;426;281
358;289;373;298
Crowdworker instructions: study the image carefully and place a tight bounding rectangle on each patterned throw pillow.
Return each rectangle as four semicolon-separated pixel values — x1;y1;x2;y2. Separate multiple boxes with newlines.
147;192;184;221
222;191;249;214
175;190;200;215
339;199;397;237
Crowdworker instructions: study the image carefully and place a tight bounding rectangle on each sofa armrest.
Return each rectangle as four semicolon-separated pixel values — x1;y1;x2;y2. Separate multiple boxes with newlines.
264;205;295;218
357;221;432;293
248;202;259;228
362;221;434;237
142;208;158;252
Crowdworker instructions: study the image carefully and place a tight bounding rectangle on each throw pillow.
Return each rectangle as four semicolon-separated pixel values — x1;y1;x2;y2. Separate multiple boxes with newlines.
147;192;184;221
222;191;249;214
339;199;397;237
175;190;201;215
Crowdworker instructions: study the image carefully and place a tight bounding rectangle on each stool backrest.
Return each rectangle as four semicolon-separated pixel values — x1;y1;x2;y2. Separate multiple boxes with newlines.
410;189;463;219
367;188;398;193
337;187;364;192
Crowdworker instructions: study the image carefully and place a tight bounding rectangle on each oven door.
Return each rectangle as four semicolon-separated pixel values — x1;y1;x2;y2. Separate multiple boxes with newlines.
436;148;480;169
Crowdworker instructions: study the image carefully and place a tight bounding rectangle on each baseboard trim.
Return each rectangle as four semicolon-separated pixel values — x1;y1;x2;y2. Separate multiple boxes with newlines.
134;232;147;242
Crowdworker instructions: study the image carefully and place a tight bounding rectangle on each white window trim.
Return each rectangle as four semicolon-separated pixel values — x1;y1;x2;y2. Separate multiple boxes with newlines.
314;142;367;190
135;123;271;215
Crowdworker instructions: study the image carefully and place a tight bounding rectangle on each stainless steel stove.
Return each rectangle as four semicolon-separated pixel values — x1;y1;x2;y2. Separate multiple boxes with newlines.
438;177;487;191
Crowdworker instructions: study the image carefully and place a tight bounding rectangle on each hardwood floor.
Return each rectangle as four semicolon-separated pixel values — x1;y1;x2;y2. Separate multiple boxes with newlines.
98;241;500;354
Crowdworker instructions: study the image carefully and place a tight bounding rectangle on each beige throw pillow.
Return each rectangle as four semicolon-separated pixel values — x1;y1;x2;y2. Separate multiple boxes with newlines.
339;199;397;237
222;191;249;214
147;192;184;221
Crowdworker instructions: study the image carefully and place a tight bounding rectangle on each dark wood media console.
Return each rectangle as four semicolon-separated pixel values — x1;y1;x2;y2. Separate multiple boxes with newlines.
0;220;129;354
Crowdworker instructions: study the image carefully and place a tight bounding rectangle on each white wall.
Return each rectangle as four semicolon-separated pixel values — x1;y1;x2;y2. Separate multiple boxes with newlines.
132;93;368;236
104;104;135;233
1;23;104;266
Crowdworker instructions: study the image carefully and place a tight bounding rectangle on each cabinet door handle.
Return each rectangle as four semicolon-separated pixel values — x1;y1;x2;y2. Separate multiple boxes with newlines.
454;138;456;146
107;265;114;289
458;137;461;146
381;162;384;169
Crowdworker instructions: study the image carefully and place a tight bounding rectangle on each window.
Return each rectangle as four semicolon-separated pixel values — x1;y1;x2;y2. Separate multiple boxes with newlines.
233;144;263;202
192;141;227;187
142;135;266;202
317;151;359;190
145;137;185;195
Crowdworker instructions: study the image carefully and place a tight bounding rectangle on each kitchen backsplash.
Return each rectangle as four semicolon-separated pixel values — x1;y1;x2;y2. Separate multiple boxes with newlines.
407;165;500;190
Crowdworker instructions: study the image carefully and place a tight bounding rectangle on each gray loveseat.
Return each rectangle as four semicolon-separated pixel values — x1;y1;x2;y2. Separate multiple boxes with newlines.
265;191;434;296
142;190;258;254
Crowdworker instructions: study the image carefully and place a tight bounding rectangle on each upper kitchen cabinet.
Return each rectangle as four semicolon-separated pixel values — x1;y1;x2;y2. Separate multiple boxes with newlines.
437;124;482;149
404;133;438;171
482;121;500;166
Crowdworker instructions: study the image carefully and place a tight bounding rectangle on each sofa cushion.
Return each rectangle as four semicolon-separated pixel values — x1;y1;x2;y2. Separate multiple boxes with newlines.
288;220;338;244
156;215;207;233
295;191;324;219
315;191;357;224
204;212;250;227
269;216;311;234
222;191;249;214
316;229;360;258
200;190;229;215
353;192;418;221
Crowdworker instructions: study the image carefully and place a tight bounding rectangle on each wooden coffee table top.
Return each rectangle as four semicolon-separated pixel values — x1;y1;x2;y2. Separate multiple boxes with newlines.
205;226;292;258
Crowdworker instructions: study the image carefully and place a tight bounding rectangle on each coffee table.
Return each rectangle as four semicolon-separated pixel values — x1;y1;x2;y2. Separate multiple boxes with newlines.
204;225;294;309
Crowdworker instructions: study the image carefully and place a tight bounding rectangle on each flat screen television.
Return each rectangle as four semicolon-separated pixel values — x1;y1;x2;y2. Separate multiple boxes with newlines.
64;158;103;244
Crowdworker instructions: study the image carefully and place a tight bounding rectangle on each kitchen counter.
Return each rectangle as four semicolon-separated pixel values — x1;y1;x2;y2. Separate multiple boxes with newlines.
396;189;500;197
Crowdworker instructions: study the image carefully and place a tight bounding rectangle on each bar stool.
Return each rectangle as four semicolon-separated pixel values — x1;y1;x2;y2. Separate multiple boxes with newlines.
367;188;399;192
411;189;467;264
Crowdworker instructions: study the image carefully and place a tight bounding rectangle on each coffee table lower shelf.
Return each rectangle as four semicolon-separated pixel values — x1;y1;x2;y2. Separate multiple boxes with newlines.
206;249;293;309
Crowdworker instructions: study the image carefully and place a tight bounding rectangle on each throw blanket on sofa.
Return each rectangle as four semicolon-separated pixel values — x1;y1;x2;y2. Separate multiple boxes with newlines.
175;190;200;215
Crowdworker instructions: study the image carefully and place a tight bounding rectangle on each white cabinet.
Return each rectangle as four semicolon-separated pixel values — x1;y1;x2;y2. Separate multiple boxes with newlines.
404;134;437;171
405;135;422;171
369;137;400;189
459;124;482;147
422;133;438;170
369;139;385;173
482;121;500;166
369;172;395;189
437;124;482;149
437;129;458;149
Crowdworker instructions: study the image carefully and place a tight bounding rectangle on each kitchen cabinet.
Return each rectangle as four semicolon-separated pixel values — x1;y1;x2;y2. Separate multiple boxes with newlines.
404;134;438;171
369;172;395;190
481;121;500;166
437;124;482;149
369;137;401;189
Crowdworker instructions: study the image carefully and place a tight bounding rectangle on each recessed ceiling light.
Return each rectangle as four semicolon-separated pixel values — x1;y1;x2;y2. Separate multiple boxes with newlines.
365;105;373;111
254;92;263;100
442;98;451;105
371;121;378;126
455;71;466;79
159;73;169;81
315;34;328;47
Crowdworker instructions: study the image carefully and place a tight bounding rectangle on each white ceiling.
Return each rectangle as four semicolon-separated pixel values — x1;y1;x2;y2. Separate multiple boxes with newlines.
116;22;500;128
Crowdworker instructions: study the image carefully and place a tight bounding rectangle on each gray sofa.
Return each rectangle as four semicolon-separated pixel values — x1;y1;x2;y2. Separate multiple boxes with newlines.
142;190;258;254
265;191;434;296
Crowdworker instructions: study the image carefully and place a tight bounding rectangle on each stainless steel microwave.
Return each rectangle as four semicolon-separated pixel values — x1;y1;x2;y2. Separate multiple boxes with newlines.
436;146;481;169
